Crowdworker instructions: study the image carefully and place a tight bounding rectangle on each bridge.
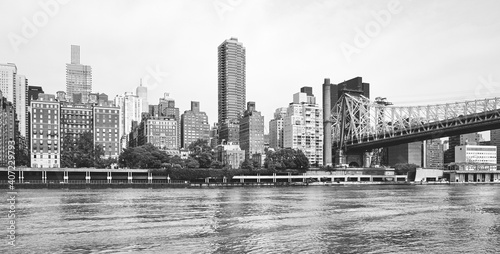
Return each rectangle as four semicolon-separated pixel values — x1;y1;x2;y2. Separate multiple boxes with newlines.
331;94;500;152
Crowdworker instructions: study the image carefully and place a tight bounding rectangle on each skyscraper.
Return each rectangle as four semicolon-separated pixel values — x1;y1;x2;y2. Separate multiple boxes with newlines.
158;93;180;148
66;45;92;103
181;101;210;148
0;91;16;167
136;79;148;113
330;77;370;106
0;63;17;104
15;75;28;137
218;37;246;144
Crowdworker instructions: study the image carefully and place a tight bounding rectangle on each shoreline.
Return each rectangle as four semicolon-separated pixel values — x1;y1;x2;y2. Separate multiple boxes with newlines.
3;181;500;189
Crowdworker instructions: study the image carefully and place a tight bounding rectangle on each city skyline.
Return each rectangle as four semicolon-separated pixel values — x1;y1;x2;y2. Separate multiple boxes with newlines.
2;0;500;134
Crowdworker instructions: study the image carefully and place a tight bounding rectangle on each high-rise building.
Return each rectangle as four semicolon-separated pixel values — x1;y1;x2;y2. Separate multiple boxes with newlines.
444;133;483;164
93;105;120;159
30;94;60;168
180;101;210;148
66;45;92;103
283;87;323;166
239;102;264;162
424;139;444;168
269;107;287;150
28;86;44;105
330;77;370;106
136;80;148;113
209;123;219;148
216;144;245;169
0;63;17;104
0;91;16;167
15;75;28;137
114;92;143;143
218;37;246;144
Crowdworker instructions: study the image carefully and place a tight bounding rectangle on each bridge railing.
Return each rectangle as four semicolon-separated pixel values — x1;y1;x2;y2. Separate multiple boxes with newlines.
332;95;500;145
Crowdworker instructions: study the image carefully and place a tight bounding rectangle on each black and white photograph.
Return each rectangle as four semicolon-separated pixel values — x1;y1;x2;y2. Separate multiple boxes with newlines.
1;0;500;253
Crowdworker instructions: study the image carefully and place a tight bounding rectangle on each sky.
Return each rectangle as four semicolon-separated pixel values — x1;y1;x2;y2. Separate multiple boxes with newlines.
2;0;500;137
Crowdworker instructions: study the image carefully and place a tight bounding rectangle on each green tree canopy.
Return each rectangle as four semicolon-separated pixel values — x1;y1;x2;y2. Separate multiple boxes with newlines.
265;148;310;171
118;143;170;169
188;139;214;168
61;132;105;168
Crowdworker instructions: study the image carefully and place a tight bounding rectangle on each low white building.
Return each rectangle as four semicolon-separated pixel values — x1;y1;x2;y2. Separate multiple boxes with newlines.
455;145;497;170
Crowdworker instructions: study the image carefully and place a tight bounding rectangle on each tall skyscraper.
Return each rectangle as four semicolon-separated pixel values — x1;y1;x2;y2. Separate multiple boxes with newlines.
181;101;210;148
424;139;444;168
136;79;148;113
218;37;246;144
66;45;92;103
283;87;323;166
239;102;265;162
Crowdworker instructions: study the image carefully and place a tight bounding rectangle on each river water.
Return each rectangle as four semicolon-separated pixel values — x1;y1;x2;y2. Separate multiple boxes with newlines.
2;185;500;254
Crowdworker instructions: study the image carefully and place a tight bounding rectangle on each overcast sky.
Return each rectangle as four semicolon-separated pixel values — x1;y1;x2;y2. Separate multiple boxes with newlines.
2;0;500;135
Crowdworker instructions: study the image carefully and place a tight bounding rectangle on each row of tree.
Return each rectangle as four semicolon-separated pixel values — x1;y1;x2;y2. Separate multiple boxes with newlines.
60;132;116;168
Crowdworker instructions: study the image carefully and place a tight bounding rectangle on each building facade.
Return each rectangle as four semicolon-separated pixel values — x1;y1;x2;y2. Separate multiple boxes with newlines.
30;94;60;168
129;116;178;152
239;102;264;161
330;76;370;106
0;63;17;105
0;92;16;167
269;107;287;149
283;88;323;166
158;93;180;148
444;133;483;164
181;101;210;148
216;144;245;169
455;145;497;170
218;37;246;144
93;106;121;159
66;45;92;103
114;92;143;143
425;139;444;168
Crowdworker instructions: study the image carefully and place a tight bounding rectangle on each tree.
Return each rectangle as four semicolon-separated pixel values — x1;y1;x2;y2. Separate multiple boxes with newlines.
60;132;106;168
185;157;200;168
265;148;310;171
241;159;254;170
188;139;214;168
118;143;170;169
14;135;29;166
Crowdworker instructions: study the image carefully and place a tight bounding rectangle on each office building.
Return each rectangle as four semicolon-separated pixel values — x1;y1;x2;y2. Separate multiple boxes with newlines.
218;37;246;144
455;145;497;170
66;45;92;103
239;102;264;161
283;87;323;166
269;107;287;149
489;129;500;166
444;133;483;164
30;94;60;168
181;101;210;148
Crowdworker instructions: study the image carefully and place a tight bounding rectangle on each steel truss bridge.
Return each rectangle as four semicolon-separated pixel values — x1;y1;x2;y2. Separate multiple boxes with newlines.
332;94;500;152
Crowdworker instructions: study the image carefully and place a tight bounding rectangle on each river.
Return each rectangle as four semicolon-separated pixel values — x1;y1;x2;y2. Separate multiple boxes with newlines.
2;185;500;253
